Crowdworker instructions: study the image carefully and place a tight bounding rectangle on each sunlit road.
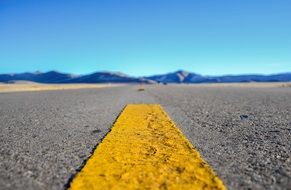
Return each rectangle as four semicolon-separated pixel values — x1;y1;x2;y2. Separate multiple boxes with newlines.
0;85;290;189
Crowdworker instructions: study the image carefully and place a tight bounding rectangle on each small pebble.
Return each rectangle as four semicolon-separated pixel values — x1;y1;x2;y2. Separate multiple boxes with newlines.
91;129;102;134
240;115;249;120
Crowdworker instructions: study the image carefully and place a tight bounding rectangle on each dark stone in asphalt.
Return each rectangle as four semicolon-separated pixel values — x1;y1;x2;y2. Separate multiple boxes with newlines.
91;129;102;134
240;114;249;120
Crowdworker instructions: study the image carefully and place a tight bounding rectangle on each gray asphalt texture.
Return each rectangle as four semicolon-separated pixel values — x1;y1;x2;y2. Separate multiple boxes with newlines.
0;85;290;190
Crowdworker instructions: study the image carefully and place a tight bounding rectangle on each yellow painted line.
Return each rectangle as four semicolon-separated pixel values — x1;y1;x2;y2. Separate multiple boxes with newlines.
69;104;226;190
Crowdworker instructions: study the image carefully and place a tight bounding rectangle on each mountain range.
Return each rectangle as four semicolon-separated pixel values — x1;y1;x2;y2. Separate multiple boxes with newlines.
0;70;291;84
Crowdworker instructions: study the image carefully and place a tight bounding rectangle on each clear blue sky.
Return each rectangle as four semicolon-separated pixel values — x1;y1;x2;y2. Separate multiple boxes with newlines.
0;0;290;76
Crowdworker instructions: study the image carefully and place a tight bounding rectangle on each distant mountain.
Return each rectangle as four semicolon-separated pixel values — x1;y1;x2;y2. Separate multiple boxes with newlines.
0;70;290;84
0;71;76;83
67;71;154;83
0;71;154;84
145;71;291;83
146;70;202;83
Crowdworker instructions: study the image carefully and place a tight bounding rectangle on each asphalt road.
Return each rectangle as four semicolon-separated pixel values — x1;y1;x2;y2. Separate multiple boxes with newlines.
0;85;290;190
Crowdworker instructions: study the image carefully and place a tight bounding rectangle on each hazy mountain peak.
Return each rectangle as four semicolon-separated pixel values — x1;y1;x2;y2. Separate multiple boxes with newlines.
174;70;189;76
46;70;62;74
108;71;129;77
174;70;190;82
91;71;129;77
34;70;42;75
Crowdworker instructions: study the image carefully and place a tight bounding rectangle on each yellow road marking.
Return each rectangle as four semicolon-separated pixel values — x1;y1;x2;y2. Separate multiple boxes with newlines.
69;104;226;190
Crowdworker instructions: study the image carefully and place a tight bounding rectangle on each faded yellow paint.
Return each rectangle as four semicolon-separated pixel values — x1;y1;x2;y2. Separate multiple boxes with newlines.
69;104;226;190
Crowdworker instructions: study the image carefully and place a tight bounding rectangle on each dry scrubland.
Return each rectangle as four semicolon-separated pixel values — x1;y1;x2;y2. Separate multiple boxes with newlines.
0;82;290;93
0;83;119;93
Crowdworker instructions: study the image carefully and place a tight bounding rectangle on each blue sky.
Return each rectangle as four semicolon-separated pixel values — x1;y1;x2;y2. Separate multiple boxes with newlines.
0;0;290;76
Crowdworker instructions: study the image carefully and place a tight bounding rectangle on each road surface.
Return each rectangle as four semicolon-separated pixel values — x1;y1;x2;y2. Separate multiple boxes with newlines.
0;85;290;189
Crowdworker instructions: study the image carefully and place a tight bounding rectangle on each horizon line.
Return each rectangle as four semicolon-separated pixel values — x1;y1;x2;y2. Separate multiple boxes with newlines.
1;69;291;77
